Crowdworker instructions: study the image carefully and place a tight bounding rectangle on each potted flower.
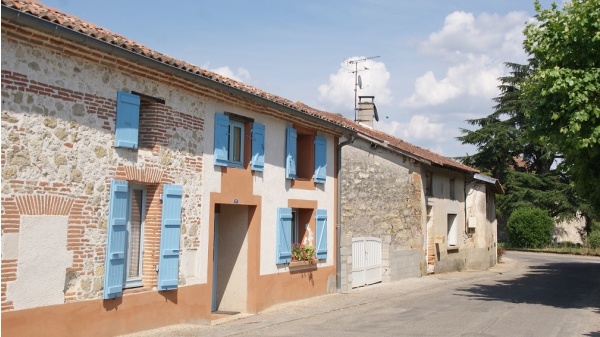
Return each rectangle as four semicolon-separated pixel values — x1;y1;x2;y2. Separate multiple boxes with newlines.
291;243;317;264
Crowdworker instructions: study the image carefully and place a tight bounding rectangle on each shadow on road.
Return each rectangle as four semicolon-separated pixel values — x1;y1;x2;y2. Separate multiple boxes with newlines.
456;259;600;335
456;261;600;312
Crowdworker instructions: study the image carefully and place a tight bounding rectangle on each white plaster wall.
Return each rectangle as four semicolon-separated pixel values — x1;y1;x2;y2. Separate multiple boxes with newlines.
6;216;73;310
200;109;336;279
424;167;467;249
466;183;488;248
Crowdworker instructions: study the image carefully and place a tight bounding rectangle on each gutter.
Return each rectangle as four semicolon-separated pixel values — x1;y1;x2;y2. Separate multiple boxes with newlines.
1;5;352;135
336;134;355;292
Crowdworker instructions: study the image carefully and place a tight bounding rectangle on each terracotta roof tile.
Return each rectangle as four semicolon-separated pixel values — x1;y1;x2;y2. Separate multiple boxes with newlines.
2;0;478;174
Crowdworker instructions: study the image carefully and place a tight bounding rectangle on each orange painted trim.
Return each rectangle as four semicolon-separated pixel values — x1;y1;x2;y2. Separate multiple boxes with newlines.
288;199;318;209
1;284;210;337
251;265;335;313
291;178;316;190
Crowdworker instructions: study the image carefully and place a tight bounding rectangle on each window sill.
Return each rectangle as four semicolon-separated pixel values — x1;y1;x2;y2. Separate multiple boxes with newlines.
447;246;459;251
289;260;318;270
290;178;315;190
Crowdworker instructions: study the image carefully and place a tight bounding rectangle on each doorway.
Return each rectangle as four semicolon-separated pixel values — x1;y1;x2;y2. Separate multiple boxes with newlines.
212;204;249;313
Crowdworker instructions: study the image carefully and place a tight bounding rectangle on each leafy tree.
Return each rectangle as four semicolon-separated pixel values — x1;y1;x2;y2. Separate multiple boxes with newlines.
507;207;554;248
522;0;600;210
458;63;577;223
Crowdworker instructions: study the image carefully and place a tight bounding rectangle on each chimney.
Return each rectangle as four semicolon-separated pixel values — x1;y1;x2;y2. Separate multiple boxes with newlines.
357;96;379;128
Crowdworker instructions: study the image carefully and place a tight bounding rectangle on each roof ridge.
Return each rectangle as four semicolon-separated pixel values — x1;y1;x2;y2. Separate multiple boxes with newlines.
2;0;477;174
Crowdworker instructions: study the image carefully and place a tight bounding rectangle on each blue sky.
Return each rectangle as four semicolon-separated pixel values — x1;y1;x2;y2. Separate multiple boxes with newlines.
42;0;557;158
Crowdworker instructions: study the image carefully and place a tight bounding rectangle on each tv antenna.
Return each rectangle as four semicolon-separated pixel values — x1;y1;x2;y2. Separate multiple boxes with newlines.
349;56;380;121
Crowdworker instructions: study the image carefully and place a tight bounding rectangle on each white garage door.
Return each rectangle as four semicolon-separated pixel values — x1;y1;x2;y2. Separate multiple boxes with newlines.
352;237;382;288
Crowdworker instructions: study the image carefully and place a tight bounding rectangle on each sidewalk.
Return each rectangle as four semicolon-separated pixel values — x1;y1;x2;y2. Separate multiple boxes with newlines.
121;258;517;337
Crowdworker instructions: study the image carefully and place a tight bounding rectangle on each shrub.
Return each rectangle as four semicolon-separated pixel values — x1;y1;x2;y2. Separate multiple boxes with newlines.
507;207;554;248
589;231;600;249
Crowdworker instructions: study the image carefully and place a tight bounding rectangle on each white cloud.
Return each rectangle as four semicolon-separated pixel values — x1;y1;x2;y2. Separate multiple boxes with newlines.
318;57;392;111
209;66;251;83
401;11;528;109
401;55;503;108
420;11;529;62
376;115;445;142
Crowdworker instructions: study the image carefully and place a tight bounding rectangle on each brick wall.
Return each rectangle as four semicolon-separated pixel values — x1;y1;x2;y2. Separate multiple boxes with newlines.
1;26;205;309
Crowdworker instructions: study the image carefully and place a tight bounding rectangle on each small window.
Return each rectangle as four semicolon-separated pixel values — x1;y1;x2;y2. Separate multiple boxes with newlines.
285;126;327;183
425;171;433;196
276;207;328;264
214;112;264;170
228;120;244;166
447;213;458;248
126;186;145;287
449;178;456;200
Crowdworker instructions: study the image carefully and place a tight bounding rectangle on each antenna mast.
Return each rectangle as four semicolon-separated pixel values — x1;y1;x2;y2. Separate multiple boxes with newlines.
349;56;380;122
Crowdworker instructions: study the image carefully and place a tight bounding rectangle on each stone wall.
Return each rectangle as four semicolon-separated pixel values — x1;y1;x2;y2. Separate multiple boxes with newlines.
341;140;423;251
1;28;205;310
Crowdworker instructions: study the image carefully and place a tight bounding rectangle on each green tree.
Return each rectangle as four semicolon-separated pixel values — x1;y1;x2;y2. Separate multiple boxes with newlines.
458;63;577;222
522;0;600;210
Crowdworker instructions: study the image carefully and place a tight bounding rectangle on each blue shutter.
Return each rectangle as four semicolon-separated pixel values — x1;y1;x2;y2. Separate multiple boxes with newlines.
276;208;293;264
103;180;129;299
285;127;297;179
313;135;327;183
315;209;327;260
214;113;230;166
158;184;183;291
114;91;140;149
251;122;265;171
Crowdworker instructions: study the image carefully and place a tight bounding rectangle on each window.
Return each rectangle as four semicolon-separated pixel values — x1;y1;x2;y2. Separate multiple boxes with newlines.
214;112;265;171
447;213;458;248
104;181;183;299
115;91;141;149
425;171;433;196
228;120;244;166
126;186;145;287
449;178;456;200
285;126;327;183
115;91;166;150
276;207;328;264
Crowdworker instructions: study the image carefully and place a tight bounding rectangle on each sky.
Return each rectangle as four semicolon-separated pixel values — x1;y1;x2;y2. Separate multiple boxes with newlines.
41;0;558;158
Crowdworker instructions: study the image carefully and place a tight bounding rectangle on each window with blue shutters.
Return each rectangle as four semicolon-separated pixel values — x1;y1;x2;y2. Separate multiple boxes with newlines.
214;112;264;170
104;180;183;298
115;91;141;149
315;209;328;260
286;127;328;184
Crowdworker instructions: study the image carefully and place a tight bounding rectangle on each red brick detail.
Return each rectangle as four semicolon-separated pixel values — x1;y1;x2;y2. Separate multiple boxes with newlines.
121;166;164;184
15;195;74;215
1;197;20;234
1;259;17;311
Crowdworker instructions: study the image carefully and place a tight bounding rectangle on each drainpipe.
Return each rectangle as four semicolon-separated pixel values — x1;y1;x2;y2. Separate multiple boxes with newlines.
336;134;355;292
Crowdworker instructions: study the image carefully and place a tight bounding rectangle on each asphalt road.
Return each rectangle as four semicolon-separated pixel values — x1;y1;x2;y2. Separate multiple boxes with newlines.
123;251;600;337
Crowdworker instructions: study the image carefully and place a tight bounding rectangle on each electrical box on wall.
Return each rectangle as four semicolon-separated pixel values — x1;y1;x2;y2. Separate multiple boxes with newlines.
468;216;477;229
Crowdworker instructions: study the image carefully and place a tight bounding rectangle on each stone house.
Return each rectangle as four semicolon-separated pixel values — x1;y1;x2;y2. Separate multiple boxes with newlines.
1;1;355;336
333;100;503;289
